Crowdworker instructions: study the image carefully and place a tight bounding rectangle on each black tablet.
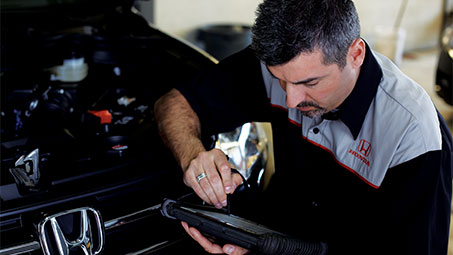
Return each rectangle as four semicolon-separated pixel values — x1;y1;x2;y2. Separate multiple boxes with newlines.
160;199;328;254
161;199;282;249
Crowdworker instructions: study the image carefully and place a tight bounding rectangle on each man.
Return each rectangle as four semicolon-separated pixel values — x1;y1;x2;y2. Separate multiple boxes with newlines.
154;0;453;254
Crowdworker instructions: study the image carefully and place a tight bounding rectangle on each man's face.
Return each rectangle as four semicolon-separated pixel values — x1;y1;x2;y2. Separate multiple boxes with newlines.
267;41;363;118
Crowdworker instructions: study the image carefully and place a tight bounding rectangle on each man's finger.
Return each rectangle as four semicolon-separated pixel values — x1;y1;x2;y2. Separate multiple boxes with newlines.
191;180;212;205
183;168;211;204
215;157;233;194
184;157;220;207
198;173;222;207
184;223;224;254
182;222;249;254
204;170;227;208
231;172;245;193
223;244;250;255
181;221;194;239
191;151;225;208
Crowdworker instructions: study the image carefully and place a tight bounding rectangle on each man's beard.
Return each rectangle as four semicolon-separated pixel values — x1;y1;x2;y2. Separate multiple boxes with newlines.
297;101;328;118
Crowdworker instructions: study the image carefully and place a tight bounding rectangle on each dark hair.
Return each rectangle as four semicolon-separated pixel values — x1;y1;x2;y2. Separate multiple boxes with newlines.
251;0;360;68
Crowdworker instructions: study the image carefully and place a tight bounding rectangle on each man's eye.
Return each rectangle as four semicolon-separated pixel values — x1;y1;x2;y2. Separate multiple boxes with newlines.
305;82;318;87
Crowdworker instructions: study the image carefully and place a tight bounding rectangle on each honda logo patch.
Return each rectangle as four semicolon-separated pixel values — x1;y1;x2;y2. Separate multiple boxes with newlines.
348;139;372;167
38;207;104;255
358;139;372;157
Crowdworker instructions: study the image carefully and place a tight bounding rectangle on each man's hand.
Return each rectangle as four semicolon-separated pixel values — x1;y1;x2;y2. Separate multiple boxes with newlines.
155;89;243;207
183;148;243;208
181;221;249;255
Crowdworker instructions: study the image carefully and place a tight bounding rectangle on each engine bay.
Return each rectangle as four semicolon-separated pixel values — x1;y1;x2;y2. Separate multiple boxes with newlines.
0;11;211;199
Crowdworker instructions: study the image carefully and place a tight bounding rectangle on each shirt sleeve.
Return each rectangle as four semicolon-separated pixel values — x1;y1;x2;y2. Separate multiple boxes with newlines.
374;114;452;254
175;46;272;137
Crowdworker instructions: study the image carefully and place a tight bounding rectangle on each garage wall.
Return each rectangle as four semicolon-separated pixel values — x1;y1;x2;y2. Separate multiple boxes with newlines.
146;0;443;51
153;0;259;38
354;0;443;50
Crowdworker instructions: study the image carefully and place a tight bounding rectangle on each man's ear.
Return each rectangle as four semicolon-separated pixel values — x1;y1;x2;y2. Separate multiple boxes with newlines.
348;38;366;69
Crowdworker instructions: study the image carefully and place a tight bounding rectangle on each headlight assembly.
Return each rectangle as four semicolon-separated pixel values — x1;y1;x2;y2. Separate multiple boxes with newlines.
215;122;274;191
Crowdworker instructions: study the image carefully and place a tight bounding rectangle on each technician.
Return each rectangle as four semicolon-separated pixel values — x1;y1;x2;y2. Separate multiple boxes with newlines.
154;0;453;254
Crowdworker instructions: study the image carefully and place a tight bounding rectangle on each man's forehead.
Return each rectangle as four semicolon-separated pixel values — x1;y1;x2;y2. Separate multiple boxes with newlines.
266;52;333;83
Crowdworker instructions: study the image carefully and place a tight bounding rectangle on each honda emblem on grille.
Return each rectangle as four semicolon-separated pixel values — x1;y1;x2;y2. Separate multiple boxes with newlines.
38;207;105;255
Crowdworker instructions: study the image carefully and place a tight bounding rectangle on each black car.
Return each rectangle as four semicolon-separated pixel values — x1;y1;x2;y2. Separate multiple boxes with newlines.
0;0;274;254
0;0;218;254
436;11;453;106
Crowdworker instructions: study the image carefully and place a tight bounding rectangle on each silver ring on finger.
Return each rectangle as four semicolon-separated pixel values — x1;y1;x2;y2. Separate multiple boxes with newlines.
196;172;207;183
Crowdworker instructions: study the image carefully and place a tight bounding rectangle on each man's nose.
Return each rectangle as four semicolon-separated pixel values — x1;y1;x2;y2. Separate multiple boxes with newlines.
285;83;306;108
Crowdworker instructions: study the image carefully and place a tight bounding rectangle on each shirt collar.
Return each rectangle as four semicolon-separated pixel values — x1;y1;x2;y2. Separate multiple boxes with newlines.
322;42;383;139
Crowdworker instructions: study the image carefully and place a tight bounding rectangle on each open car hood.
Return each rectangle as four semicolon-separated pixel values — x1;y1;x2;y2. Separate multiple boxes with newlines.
1;2;217;253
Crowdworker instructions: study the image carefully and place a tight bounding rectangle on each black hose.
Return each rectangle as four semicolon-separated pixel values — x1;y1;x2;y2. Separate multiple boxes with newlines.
256;233;328;255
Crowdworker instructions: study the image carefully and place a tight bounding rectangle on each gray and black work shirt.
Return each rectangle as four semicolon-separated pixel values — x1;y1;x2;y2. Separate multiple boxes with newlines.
176;43;453;255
